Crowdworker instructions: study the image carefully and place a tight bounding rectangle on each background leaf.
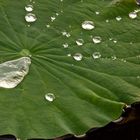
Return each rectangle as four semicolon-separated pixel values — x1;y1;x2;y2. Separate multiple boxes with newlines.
0;0;140;139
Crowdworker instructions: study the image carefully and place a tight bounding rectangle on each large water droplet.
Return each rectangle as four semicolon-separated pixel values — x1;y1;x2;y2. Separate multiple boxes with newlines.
25;13;37;23
25;4;33;12
129;12;137;19
0;57;31;89
82;21;95;30
45;93;55;102
73;53;83;61
92;36;102;44
92;52;101;59
76;39;84;46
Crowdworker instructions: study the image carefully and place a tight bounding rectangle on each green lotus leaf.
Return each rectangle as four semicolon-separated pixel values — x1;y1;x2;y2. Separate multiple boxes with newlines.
0;0;140;139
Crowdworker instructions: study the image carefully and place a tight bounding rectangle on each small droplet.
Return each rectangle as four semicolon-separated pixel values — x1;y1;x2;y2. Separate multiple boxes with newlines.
67;54;71;57
51;16;56;22
92;52;101;59
106;19;109;23
92;36;102;44
25;13;37;23
95;11;100;15
82;21;95;30
63;43;69;48
0;57;31;89
56;13;59;16
137;76;140;79
120;59;126;62
136;0;140;5
116;16;122;21
25;4;33;12
73;53;83;61
45;93;55;102
129;12;137;19
113;40;117;43
111;55;117;60
76;39;84;46
62;31;71;38
46;24;50;28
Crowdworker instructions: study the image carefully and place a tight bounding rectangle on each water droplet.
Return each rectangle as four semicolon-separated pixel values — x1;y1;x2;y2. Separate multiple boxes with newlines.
82;21;95;30
55;13;59;16
92;52;101;59
51;16;56;22
136;0;140;5
106;19;109;23
25;4;33;12
73;53;83;61
67;54;71;57
62;31;71;38
120;59;126;62
92;36;102;44
45;93;55;102
111;55;117;60
95;11;100;15
137;75;140;79
116;16;122;21
129;12;137;19
25;13;37;23
76;39;84;46
46;24;50;28
113;40;117;43
63;43;69;48
0;57;31;89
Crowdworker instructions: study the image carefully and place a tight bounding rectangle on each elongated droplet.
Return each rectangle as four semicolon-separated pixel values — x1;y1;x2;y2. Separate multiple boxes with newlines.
92;36;102;44
25;13;37;23
129;12;137;19
45;93;55;102
25;4;33;12
76;39;84;46
82;21;95;30
73;53;83;61
0;57;31;89
92;52;101;59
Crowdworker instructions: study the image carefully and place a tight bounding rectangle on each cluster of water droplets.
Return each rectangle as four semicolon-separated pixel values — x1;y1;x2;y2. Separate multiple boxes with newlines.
25;2;37;24
22;0;140;101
